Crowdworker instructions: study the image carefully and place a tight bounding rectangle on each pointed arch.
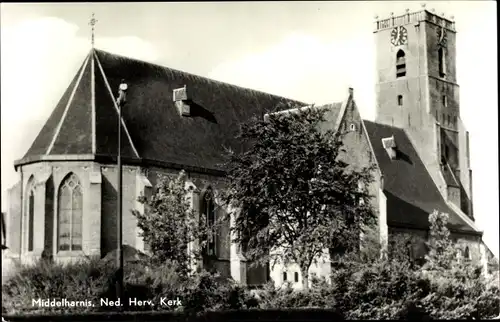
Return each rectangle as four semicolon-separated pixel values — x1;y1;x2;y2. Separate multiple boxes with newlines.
57;173;83;251
464;246;470;260
200;187;217;257
396;50;406;78
25;176;36;252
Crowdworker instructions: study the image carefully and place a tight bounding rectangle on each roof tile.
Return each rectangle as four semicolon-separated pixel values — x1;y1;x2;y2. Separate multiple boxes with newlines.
363;120;476;234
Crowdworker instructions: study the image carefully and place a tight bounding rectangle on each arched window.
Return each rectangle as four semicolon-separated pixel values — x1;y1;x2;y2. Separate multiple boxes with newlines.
350;123;356;132
283;272;287;282
406;241;414;261
398;95;403;106
57;173;82;251
442;95;447;107
438;47;446;78
464;246;471;260
294;272;299;283
396;50;406;78
201;188;216;256
26;176;35;252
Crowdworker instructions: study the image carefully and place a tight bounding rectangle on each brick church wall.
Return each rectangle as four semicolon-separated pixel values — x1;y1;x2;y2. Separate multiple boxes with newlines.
17;161;102;264
6;181;22;256
100;164;138;256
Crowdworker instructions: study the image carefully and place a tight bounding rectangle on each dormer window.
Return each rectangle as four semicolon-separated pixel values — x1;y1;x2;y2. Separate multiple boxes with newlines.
382;136;397;160
173;85;191;116
396;50;406;78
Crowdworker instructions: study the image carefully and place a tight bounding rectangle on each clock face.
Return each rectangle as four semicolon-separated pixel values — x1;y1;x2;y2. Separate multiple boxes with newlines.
390;26;408;46
436;27;448;47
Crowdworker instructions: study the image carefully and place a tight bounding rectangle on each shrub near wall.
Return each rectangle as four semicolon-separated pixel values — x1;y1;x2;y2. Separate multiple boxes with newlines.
122;262;259;314
2;257;115;315
3;250;499;319
2;258;260;316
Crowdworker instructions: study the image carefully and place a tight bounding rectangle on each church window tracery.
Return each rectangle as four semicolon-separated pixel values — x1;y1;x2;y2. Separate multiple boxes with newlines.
201;188;217;256
57;173;83;251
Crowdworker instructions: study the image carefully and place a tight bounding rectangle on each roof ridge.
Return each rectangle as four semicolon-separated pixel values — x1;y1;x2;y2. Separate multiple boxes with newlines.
91;49;96;154
93;48;307;106
93;51;141;159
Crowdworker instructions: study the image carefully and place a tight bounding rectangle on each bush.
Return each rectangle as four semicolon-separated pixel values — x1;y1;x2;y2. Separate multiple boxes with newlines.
2;257;114;315
2;258;258;316
254;279;336;310
419;263;500;319
329;258;430;319
181;270;259;315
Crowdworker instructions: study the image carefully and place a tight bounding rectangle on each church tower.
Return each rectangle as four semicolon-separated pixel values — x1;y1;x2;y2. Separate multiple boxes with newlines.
374;8;474;219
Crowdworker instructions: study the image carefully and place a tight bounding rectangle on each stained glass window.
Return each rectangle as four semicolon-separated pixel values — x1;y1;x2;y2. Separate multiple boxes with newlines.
202;189;216;256
58;173;83;251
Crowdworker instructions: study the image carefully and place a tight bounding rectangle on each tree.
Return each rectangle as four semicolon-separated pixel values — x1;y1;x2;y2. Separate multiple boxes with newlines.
421;210;500;319
133;171;218;275
223;106;376;290
423;210;458;272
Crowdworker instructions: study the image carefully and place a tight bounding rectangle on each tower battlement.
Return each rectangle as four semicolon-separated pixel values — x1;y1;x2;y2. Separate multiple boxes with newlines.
374;10;455;32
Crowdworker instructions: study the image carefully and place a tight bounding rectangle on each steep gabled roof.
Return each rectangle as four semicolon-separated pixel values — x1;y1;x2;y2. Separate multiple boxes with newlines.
363;120;480;235
16;49;305;172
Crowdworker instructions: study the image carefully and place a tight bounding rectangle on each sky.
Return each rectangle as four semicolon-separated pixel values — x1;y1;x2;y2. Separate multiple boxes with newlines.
1;1;497;257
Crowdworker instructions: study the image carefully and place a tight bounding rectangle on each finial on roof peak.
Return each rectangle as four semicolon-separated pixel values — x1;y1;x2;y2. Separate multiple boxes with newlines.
89;13;98;48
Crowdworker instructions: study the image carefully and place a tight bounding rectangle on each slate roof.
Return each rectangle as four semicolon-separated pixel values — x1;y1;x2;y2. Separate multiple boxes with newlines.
318;102;344;132
363;121;479;235
17;49;305;172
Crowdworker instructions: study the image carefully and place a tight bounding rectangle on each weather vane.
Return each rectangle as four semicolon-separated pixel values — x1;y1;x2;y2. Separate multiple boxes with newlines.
89;13;98;48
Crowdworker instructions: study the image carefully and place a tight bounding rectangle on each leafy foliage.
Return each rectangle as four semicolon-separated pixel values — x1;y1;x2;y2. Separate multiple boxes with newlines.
133;170;221;275
223;106;376;289
2;256;115;315
420;210;500;319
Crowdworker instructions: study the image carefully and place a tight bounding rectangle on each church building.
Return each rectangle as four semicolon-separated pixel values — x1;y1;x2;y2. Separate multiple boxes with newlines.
3;9;490;287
